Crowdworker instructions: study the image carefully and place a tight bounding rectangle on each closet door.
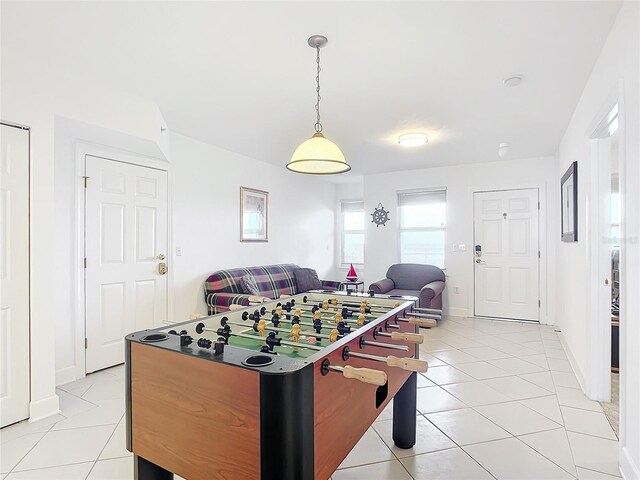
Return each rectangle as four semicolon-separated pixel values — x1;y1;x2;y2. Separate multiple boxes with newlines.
0;124;30;427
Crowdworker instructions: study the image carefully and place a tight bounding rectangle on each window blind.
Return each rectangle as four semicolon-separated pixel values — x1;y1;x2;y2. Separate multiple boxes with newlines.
397;190;446;207
341;200;364;212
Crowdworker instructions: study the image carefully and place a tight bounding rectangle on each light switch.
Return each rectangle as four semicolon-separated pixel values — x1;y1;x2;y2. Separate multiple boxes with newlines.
458;244;466;251
176;246;182;256
451;244;458;252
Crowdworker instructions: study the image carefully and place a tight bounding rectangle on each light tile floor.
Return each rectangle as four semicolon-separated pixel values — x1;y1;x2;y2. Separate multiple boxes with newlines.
1;317;621;480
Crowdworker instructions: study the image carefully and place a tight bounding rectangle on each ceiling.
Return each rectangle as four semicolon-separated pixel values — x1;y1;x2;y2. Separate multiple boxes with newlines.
2;1;621;182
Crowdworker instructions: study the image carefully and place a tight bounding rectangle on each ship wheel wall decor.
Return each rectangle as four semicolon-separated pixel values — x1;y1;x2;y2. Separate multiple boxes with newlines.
371;203;390;227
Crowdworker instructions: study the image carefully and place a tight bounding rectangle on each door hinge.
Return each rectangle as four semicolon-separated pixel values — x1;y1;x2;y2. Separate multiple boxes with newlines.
83;176;89;188
84;258;87;268
538;300;541;307
538;201;540;209
85;338;88;349
538;251;541;259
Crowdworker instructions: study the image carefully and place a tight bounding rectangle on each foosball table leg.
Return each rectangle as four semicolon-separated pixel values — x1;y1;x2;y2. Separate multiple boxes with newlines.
392;372;417;449
134;455;173;480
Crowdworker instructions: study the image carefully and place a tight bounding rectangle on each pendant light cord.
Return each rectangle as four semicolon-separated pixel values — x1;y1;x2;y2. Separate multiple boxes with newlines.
314;46;322;133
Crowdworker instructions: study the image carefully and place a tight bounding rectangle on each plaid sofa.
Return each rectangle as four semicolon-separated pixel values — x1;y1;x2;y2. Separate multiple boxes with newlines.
204;264;341;314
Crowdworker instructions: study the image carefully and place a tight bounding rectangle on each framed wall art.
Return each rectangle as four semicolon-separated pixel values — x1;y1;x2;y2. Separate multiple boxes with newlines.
240;187;268;242
561;161;578;242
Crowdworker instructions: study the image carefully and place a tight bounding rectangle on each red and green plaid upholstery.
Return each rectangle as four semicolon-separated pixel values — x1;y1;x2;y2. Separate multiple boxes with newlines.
204;264;341;314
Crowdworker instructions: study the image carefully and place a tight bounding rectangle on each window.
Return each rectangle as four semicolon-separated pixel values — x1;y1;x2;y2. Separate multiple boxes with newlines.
341;200;364;265
398;190;446;268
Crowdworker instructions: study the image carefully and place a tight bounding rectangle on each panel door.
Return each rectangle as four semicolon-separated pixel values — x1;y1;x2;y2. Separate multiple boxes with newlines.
0;125;30;427
85;155;168;373
474;189;539;321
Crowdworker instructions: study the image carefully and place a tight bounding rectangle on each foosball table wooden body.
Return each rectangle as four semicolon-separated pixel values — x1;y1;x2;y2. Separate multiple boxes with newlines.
125;291;433;480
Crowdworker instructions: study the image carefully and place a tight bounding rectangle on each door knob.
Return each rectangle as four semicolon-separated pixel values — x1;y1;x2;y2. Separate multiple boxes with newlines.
158;262;167;275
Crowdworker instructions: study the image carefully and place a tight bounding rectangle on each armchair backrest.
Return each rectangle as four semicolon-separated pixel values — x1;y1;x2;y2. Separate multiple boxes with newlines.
386;263;445;290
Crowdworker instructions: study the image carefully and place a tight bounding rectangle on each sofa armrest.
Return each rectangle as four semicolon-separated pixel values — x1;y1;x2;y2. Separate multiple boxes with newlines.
419;280;445;309
205;292;270;314
368;278;395;295
320;279;342;291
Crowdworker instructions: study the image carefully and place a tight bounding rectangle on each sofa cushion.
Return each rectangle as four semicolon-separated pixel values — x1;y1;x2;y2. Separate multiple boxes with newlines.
240;274;260;296
387;289;420;298
386;263;446;290
293;268;322;292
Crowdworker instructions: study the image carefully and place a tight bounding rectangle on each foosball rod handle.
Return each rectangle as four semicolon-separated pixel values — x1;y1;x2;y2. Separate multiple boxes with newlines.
341;365;388;386
389;332;424;344
387;356;429;373
407;311;442;320
401;317;437;328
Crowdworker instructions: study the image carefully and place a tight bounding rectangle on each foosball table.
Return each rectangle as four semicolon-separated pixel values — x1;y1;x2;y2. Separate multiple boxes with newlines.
125;291;441;480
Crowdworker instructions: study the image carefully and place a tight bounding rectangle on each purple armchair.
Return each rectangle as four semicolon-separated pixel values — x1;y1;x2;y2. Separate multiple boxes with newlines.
368;263;445;309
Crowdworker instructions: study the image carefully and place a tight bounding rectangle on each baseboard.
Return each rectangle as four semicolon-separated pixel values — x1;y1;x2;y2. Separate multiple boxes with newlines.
29;394;61;423
621;446;640;480
55;366;77;386
557;331;587;392
445;307;468;318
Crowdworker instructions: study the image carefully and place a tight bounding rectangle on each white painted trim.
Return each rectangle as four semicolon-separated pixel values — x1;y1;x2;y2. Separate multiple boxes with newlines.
73;142;173;382
557;331;587;392
621;445;640;480
29;395;60;423
446;306;469;318
470;184;548;324
55;366;77;387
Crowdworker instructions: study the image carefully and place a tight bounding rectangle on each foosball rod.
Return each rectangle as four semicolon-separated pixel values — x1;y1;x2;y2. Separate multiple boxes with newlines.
321;360;388;386
406;311;442;320
342;347;428;373
195;323;323;351
222;316;337;341
278;310;368;328
374;330;424;344
412;307;443;315
360;337;409;351
284;303;377;319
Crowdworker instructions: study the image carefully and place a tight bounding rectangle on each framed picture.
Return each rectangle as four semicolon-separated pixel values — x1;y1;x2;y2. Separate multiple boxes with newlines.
561;161;578;242
240;187;268;242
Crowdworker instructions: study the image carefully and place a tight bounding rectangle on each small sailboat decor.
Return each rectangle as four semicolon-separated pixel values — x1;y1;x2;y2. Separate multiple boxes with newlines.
346;263;358;282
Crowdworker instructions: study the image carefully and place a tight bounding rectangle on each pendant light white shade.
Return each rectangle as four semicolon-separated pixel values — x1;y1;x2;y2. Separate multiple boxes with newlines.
287;132;351;174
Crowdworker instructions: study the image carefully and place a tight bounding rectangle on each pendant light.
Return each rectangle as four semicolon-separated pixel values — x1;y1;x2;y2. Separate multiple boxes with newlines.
287;35;350;175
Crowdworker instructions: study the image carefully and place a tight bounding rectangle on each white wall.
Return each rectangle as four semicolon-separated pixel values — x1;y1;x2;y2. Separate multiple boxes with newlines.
363;157;558;321
555;2;639;477
170;132;336;321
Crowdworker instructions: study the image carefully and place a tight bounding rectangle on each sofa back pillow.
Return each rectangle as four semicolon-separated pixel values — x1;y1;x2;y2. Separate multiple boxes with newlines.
293;268;322;292
240;274;260;296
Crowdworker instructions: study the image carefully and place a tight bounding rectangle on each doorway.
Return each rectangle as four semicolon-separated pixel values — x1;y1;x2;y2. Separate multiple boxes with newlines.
83;154;169;373
586;99;620;409
473;188;540;322
0;123;31;427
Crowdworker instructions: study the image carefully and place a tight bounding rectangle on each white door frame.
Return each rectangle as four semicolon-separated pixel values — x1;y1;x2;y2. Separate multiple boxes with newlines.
470;183;548;324
73;142;173;379
585;81;625;403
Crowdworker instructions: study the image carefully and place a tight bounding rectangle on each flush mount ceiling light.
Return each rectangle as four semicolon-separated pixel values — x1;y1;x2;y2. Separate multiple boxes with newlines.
398;132;429;147
287;35;350;175
503;74;524;87
498;142;510;158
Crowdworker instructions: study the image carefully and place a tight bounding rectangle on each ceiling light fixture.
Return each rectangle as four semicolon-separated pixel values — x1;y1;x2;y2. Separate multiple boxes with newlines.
398;132;429;147
287;35;350;175
498;142;510;158
503;74;524;87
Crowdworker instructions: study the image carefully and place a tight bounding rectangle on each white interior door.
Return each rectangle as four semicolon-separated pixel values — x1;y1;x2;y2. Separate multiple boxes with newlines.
474;189;539;321
85;155;168;373
0;124;30;427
